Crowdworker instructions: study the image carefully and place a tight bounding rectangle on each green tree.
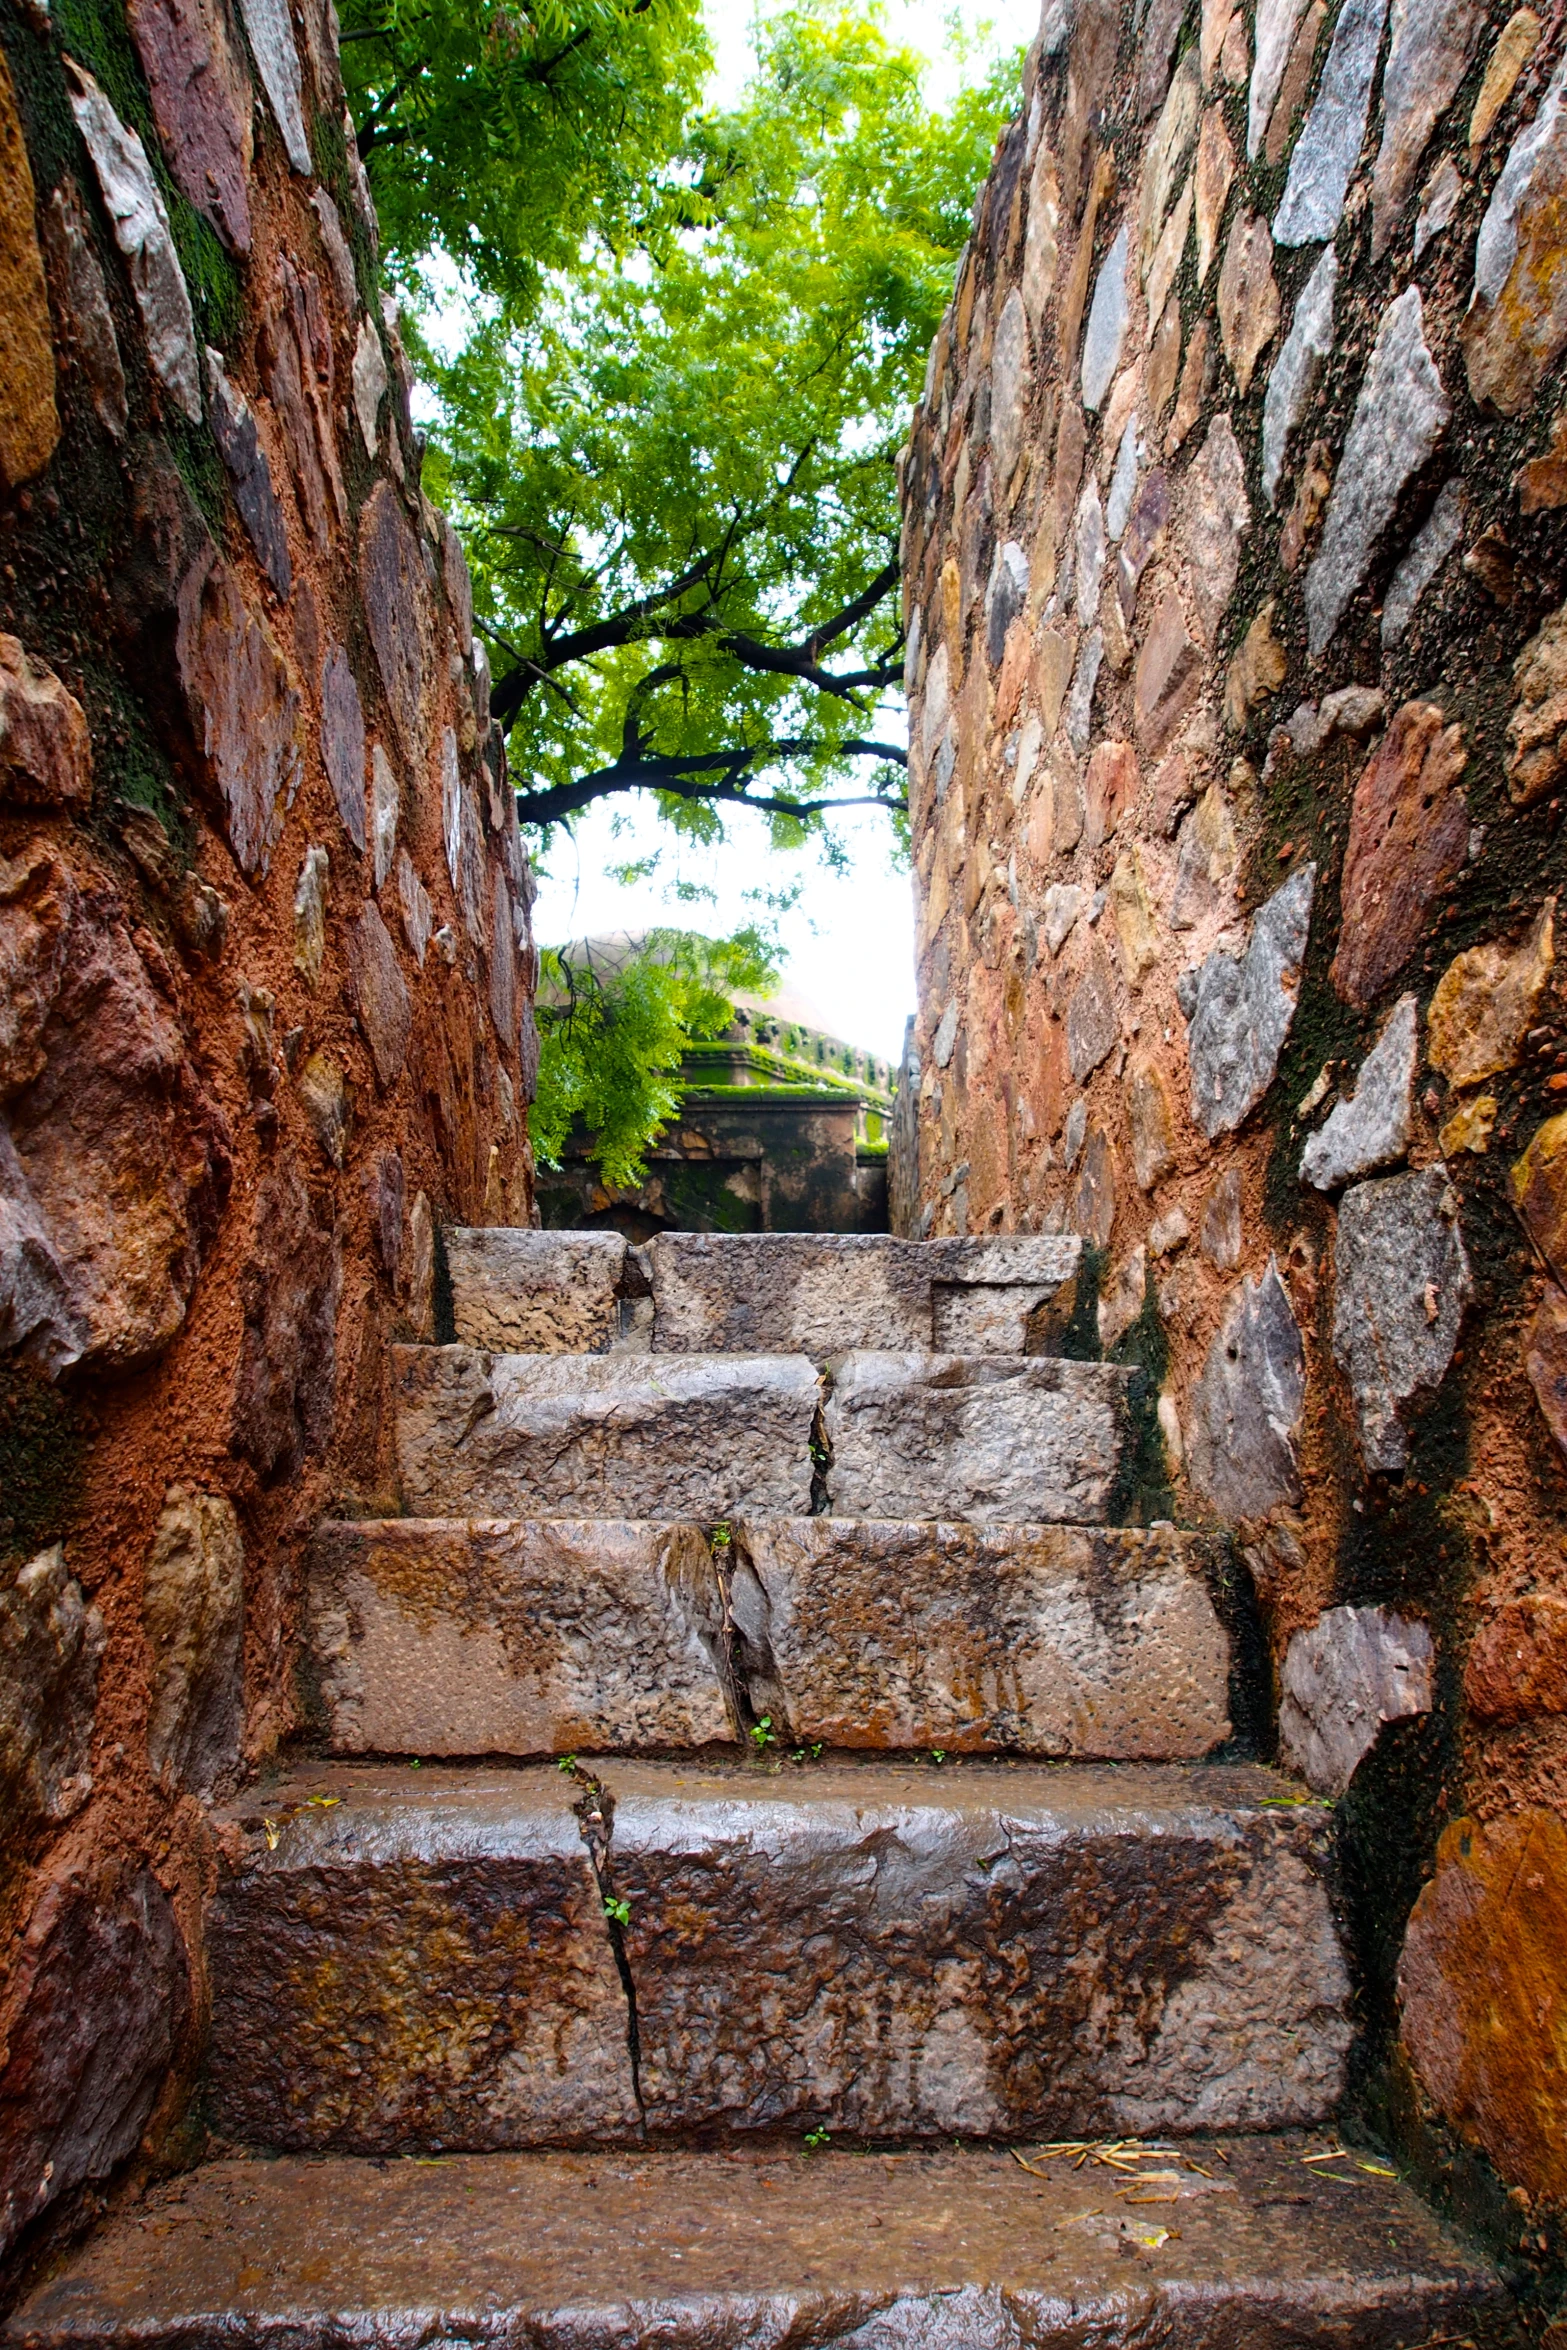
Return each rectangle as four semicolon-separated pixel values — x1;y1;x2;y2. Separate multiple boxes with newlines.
531;928;778;1185
338;0;711;316
423;6;1021;842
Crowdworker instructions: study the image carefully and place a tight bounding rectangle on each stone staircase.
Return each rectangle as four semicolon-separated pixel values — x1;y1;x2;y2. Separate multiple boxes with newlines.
8;1233;1515;2347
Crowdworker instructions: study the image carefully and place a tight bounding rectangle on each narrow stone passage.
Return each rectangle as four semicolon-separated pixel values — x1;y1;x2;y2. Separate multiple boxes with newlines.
9;1228;1516;2345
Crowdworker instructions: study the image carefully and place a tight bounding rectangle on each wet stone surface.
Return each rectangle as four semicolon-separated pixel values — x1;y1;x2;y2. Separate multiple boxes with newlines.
4;2137;1518;2350
204;1766;640;2152
610;1758;1350;2141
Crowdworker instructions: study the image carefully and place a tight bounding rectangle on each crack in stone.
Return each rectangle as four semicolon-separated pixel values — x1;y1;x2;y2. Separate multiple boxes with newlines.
809;1364;834;1516
567;1765;647;2138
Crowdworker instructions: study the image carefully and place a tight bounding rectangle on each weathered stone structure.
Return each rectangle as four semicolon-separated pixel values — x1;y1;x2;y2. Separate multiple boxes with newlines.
896;0;1567;2258
0;0;1560;2326
0;0;534;2281
6;1228;1518;2340
537;954;895;1235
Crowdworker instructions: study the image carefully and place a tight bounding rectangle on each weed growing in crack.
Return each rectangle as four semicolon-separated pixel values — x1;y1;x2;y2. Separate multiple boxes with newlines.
927;1750;947;1766
556;1754;578;1775
748;1714;777;1751
803;2126;831;2152
710;1523;732;1548
604;1894;632;1927
789;1744;824;1765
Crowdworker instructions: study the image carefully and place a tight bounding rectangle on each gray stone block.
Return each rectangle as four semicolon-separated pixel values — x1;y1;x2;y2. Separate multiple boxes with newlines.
306;1519;733;1757
823;1353;1136;1523
733;1518;1232;1758
205;1767;639;2151
1300;994;1417;1191
305;1516;1234;1766
444;1228;629;1353
392;1346;820;1520
612;1760;1352;2139
647;1231;1081;1356
1332;1168;1472;1469
1187;1259;1307;1521
1184;865;1316;1139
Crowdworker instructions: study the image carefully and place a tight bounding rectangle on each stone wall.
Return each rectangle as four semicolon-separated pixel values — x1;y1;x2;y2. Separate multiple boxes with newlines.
899;0;1566;2250
0;0;535;2279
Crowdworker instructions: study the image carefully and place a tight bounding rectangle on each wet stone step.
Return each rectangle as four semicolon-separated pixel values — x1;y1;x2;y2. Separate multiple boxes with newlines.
443;1226;1083;1356
4;2139;1518;2350
305;1517;1235;1762
203;1761;1352;2153
391;1347;1139;1524
391;1346;819;1521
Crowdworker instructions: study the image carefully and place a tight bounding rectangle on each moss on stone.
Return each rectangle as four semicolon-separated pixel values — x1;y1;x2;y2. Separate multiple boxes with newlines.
0;1362;86;1568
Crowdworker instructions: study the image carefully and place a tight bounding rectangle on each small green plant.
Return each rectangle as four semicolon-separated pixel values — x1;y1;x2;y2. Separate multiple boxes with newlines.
603;1894;632;1927
711;1523;732;1548
748;1715;777;1751
409;1758;422;1770
928;1750;946;1767
789;1743;825;1765
803;2125;831;2151
557;1754;578;1775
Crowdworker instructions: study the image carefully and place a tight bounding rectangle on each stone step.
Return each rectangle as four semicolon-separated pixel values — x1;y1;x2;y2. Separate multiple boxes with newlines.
304;1517;1236;1762
391;1347;1139;1523
444;1226;1082;1356
203;1760;1352;2153
824;1351;1138;1524
5;2141;1516;2350
391;1346;819;1520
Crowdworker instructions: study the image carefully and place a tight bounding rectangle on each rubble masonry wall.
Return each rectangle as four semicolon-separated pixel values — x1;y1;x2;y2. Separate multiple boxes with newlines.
0;0;536;2276
898;0;1567;2240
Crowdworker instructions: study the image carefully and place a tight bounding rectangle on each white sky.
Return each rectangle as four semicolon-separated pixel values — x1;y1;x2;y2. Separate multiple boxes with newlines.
529;0;1042;1067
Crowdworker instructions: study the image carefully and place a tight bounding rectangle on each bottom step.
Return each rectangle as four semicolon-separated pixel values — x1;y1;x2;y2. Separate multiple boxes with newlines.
8;2139;1516;2349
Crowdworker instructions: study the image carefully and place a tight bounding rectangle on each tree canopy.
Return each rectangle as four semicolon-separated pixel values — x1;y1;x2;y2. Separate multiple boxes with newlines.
409;8;1021;846
338;0;711;320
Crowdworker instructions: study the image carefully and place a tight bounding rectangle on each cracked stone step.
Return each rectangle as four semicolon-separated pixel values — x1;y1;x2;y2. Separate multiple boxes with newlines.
443;1227;1083;1356
305;1517;1235;1762
391;1346;820;1520
4;2140;1516;2350
823;1352;1140;1523
203;1760;1352;2152
392;1349;1140;1523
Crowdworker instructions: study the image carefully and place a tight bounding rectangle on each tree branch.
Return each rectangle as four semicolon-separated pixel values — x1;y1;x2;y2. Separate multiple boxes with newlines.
514;737;908;826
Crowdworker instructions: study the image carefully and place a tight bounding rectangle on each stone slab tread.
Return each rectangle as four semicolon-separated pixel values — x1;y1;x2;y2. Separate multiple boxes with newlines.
202;1760;1354;2153
6;2139;1518;2349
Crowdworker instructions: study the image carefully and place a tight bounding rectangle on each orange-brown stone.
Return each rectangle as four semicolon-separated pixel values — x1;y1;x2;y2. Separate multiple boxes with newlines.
0;50;59;490
1331;702;1468;1009
1511;1111;1567;1270
1465;1593;1567;1720
1525;1284;1567;1458
1399;1808;1567;2206
1427;899;1554;1086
